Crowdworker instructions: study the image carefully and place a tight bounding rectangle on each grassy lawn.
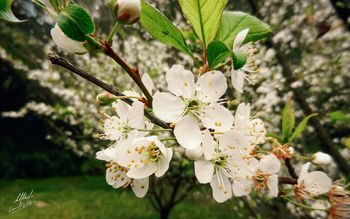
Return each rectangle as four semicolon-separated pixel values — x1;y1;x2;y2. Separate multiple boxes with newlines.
0;176;250;219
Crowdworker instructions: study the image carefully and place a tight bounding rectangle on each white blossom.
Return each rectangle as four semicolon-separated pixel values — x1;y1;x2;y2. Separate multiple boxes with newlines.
153;65;233;149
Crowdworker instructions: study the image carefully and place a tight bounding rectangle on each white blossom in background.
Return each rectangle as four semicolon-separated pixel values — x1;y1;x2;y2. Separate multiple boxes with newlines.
153;65;233;149
96;146;149;198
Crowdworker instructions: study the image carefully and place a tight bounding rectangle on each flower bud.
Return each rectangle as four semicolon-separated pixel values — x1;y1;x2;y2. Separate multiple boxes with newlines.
114;0;141;24
96;92;117;106
312;152;332;165
50;24;88;54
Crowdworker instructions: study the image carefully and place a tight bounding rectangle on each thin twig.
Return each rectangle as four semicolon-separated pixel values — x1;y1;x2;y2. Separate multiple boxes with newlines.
48;53;169;129
279;176;297;185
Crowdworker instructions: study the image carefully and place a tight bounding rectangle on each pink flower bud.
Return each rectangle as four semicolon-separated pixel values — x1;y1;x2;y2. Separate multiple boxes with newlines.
115;0;141;24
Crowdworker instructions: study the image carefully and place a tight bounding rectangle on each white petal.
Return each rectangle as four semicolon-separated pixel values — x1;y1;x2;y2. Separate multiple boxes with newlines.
303;171;332;196
231;69;245;94
298;162;311;184
115;100;130;122
194;158;214;184
267;174;279;197
152;92;186;123
166;65;195;98
127;101;145;129
185;146;203;160
202;129;215;160
127;164;156;179
210;173;232;203
219;130;252;155
259;154;281;174
131;177;149;198
200;103;234;132
106;167;129;188
234;103;250;130
141;73;155;94
96;147;116;161
174;115;201;149
51;24;87;54
196;71;227;103
155;148;173;177
232;178;253;197
248;118;266;145
233;28;249;50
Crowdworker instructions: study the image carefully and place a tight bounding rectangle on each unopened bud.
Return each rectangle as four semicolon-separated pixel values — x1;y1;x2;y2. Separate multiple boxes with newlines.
96;92;117;106
114;0;141;24
312;152;332;165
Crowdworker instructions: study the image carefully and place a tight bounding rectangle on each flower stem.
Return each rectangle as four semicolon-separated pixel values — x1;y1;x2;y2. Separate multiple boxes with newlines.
106;21;121;45
282;196;328;211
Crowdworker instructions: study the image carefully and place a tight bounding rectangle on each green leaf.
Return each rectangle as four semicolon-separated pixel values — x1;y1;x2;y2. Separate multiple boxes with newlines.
206;41;230;69
266;132;283;142
232;49;247;70
216;11;271;48
289;113;317;143
282;101;295;139
140;1;192;55
178;0;228;48
329;111;350;125
0;0;25;22
57;4;95;42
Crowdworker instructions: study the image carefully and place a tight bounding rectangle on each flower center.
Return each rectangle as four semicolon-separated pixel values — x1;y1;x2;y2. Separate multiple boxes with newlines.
145;142;161;163
252;171;269;191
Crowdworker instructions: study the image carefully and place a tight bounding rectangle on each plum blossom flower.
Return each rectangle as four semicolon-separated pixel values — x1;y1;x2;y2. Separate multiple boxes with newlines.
114;136;173;179
328;185;350;219
232;154;280;197
98;100;145;141
294;162;332;199
233;103;266;145
231;28;259;93
50;24;87;54
194;130;251;202
115;0;141;24
312;152;332;166
153;65;233;149
96;146;149;198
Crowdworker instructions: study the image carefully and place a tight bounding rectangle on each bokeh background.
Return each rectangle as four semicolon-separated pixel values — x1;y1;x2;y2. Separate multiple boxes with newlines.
1;0;350;218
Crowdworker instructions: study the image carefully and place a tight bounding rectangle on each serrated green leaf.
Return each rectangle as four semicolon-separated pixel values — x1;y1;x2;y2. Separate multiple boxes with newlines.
289;113;317;143
57;4;95;42
206;41;230;69
0;0;25;22
216;11;271;48
178;0;228;48
232;49;247;70
282;101;295;139
140;1;192;55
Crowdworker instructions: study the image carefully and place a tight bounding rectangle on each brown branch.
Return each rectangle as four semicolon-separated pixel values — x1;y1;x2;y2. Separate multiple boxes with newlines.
279;177;297;185
100;43;153;107
48;53;169;129
285;159;298;179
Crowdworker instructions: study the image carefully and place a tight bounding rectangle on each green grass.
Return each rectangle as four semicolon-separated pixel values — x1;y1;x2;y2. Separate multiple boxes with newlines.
0;176;250;219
